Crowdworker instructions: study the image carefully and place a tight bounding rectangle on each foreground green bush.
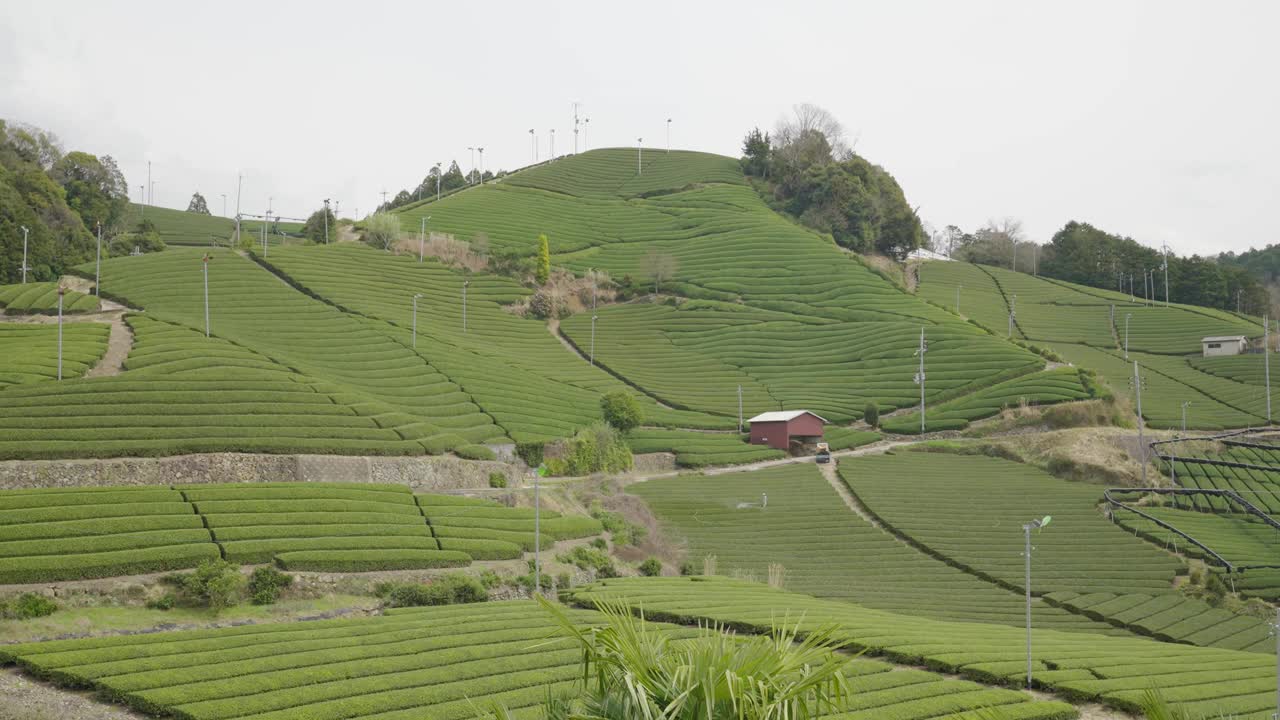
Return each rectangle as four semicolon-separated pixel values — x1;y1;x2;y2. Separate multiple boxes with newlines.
546;423;632;476
248;567;293;605
380;573;488;607
0;593;57;619
180;559;246;611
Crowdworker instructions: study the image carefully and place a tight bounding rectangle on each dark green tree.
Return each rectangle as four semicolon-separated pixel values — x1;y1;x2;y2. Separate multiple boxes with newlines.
301;206;337;243
740;127;771;177
600;391;643;433
50;151;128;231
187;192;211;215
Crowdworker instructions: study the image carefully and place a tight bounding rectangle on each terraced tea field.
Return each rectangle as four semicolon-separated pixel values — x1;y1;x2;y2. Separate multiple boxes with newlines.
841;452;1274;651
0;482;599;582
123;203;235;246
879;367;1091;433
0;597;1087;720
630;463;1119;634
0;323;110;388
569;576;1280;718
0;282;99;314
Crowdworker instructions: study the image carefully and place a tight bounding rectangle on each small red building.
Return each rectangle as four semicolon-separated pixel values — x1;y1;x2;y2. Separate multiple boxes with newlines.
747;410;828;451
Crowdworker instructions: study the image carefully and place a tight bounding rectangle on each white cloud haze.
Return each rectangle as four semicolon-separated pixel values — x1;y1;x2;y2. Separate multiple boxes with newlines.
1;0;1275;256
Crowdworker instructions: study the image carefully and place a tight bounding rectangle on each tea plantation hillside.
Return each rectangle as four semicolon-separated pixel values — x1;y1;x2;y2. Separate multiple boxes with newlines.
395;149;1046;423
918;259;1272;429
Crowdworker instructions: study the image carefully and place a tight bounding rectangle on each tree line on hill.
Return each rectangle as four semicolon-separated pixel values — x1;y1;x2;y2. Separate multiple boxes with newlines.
376;161;503;214
740;104;926;260
0;120;132;283
937;219;1269;316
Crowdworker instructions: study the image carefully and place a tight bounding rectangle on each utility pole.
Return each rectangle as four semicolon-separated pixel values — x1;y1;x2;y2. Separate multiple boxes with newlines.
412;293;422;348
1266;315;1273;424
637;138;643;174
235;174;243;243
549;130;555;161
462;280;469;332
478;148;485;183
56;286;65;380
202;254;211;337
435;163;442;201
323;199;330;244
220;194;227;217
139;185;146;219
914;328;928;433
1162;242;1170;308
380;190;389;208
94;222;102;297
1181;401;1191;433
419;215;430;262
1008;294;1017;338
1131;361;1147;485
533;465;542;596
666;118;672;153
20;225;28;284
590;313;598;365
1022;516;1051;688
572;102;581;154
737;384;744;433
1124;313;1131;359
1011;236;1017;272
529;129;536;162
1129;273;1134;303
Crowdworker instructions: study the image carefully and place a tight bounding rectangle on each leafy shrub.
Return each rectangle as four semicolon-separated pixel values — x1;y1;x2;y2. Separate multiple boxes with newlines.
589;537;608;550
545;423;632;476
638;557;663;577
536;233;551;284
591;504;646;546
557;545;618;578
145;593;176;611
181;559;245;611
679;560;698;576
488;471;507;489
600;391;644;433
515;441;545;467
478;569;501;588
248;566;293;605
381;573;488;607
527;289;567;319
274;549;471;572
863;402;879;428
0;593;57;619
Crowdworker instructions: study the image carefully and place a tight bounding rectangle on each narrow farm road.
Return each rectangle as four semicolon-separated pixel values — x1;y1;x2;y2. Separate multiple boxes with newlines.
85;311;134;378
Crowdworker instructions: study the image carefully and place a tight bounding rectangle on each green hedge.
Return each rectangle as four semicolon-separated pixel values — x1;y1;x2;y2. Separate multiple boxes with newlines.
437;538;523;560
222;536;441;564
429;525;552;552
0;544;221;584
0;529;212;559
273;549;471;573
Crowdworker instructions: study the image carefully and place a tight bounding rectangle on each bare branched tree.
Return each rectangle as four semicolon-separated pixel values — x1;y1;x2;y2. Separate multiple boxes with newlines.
364;212;403;251
641;247;678;294
774;103;851;161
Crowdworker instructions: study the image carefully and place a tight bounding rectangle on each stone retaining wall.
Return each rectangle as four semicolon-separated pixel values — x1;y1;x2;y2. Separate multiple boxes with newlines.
0;453;520;491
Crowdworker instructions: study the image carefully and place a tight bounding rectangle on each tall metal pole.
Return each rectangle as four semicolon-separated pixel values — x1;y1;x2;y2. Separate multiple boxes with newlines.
20;226;29;284
534;469;542;597
915;327;927;433
467;147;475;182
1011;236;1017;272
478;148;485;183
419;216;426;262
637;138;643;174
436;164;441;201
412;294;421;348
666;118;671;153
529;129;536;162
202;254;211;337
147;161;152;206
590;313;598;365
139;185;146;219
573;102;580;154
738;384;743;433
550;129;555;160
221;194;227;217
1124;313;1131;359
95;222;102;296
1134;360;1146;485
1182;401;1190;433
1024;520;1034;681
235;174;243;243
56;286;64;380
1266;315;1273;424
1163;242;1170;308
323;199;330;244
462;280;469;332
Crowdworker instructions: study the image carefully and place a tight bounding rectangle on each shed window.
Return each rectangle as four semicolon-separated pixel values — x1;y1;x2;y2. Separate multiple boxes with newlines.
1207;343;1221;349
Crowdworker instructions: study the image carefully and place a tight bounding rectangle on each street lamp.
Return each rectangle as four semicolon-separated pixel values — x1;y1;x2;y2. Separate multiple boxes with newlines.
95;222;102;297
666;118;672;153
462;280;470;332
913;328;928;433
435;163;442;201
419;215;431;262
478;148;485;184
637;137;643;174
1022;515;1052;688
202;254;211;337
1124;313;1132;359
412;293;422;348
1181;401;1191;433
20;225;29;284
550;129;555;160
56;285;65;380
529;129;536;162
590;313;598;366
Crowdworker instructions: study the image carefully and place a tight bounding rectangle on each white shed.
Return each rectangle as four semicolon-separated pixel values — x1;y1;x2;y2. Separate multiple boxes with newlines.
1201;336;1248;357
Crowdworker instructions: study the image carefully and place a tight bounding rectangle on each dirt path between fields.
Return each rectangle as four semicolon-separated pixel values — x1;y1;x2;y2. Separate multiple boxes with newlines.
84;310;134;377
0;668;144;720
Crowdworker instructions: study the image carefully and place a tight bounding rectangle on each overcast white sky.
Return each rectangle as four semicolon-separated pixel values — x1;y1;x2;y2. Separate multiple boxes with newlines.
1;1;1275;256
